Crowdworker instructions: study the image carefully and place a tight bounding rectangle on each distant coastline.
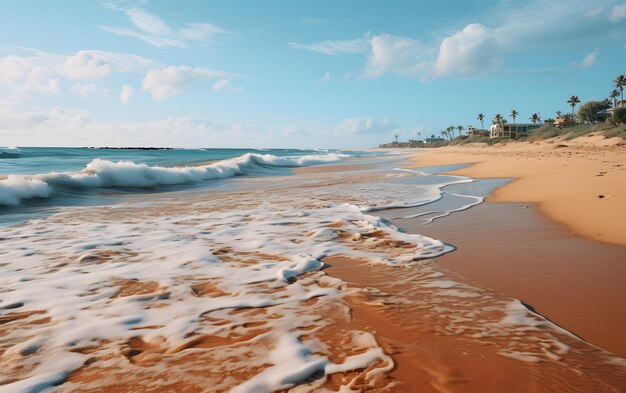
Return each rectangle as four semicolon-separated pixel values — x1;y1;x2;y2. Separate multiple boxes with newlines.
86;147;174;150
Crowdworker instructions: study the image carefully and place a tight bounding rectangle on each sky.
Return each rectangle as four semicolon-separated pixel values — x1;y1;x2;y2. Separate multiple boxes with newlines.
0;0;625;148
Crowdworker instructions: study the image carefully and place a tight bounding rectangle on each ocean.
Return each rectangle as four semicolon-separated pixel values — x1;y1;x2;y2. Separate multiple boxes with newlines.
1;146;621;392
0;147;372;224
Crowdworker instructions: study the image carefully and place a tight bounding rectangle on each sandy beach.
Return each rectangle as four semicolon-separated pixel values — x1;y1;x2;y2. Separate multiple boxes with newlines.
404;135;626;356
408;134;626;246
1;148;625;392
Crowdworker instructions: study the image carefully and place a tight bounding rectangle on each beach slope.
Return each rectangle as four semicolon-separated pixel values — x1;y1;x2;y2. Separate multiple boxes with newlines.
409;135;626;246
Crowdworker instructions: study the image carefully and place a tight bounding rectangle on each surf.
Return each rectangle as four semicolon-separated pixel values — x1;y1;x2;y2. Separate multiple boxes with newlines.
0;152;347;206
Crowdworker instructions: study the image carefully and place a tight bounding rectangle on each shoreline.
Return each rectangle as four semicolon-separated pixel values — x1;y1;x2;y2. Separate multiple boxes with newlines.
402;141;626;357
2;151;626;391
406;136;626;246
387;199;626;358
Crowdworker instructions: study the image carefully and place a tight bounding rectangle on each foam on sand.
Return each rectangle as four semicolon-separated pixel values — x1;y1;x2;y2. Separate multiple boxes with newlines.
0;166;465;391
1;156;623;391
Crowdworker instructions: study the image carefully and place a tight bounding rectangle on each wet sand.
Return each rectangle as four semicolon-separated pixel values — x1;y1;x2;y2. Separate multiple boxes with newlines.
389;201;626;358
409;136;626;246
325;255;626;392
402;139;626;357
2;151;626;392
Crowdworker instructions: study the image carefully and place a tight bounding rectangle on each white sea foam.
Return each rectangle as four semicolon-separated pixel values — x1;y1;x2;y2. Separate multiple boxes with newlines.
2;157;622;391
0;175;52;206
0;152;347;206
0;173;455;391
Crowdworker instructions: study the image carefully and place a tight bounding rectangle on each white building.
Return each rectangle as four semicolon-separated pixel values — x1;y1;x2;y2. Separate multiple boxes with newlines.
490;123;542;138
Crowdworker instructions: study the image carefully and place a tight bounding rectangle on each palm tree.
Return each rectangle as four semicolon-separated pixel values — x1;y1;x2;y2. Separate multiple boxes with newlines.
440;131;446;140
394;134;398;143
614;74;626;103
477;113;485;130
529;113;541;124
567;95;580;116
493;113;503;124
610;90;620;107
556;110;562;118
457;125;464;135
510;110;518;124
447;126;455;138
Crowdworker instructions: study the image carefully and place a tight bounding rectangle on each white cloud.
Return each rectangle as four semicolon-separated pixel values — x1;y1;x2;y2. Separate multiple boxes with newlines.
609;3;626;23
120;84;133;104
434;24;502;78
0;55;60;94
293;1;622;80
98;25;186;48
212;79;243;93
142;65;236;100
0;105;401;148
289;38;370;55
362;34;431;79
320;72;331;82
334;117;395;135
0;45;241;102
60;50;160;81
60;51;113;80
0;105;304;148
71;83;108;98
0;46;161;98
585;7;604;18
100;6;231;48
125;7;171;36
580;49;599;68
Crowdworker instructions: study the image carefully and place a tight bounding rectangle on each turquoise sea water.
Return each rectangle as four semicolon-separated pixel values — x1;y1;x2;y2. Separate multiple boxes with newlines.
0;147;352;176
0;147;372;224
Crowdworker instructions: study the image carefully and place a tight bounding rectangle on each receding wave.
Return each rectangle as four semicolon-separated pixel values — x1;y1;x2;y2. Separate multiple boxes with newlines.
0;152;347;206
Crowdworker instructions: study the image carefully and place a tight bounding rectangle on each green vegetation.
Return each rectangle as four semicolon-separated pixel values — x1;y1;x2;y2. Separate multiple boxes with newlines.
567;95;581;115
379;73;626;148
529;113;541;123
523;123;626;142
576;100;611;124
613;107;626;124
614;74;625;102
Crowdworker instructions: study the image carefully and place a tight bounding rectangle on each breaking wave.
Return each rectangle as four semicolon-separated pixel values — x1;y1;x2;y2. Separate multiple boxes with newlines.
0;146;22;158
0;152;347;206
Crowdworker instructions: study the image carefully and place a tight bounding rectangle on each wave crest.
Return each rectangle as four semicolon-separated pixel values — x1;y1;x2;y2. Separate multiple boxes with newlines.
0;152;346;206
0;146;23;158
0;176;52;206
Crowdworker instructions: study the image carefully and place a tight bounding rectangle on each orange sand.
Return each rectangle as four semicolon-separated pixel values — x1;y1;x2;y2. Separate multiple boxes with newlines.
409;134;626;246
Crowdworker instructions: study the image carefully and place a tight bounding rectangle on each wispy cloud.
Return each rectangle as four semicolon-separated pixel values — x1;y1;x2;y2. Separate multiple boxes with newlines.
70;83;109;98
289;37;370;55
290;0;623;80
0;45;242;102
609;3;626;23
212;79;243;93
142;65;239;100
119;84;133;104
580;49;599;68
0;105;322;148
334;117;396;135
585;7;605;18
99;5;232;48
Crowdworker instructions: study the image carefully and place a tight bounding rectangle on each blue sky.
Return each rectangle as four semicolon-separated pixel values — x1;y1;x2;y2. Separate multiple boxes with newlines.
0;0;624;148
